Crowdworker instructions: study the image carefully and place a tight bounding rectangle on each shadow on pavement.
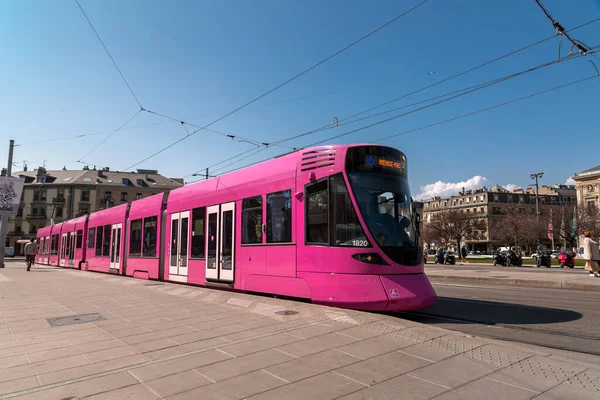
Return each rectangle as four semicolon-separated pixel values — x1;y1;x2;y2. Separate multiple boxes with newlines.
399;296;582;326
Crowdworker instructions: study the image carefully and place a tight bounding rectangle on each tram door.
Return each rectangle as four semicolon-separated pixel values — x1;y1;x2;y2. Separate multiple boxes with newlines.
206;202;235;283
59;233;68;266
109;223;122;270
169;212;189;280
68;234;76;267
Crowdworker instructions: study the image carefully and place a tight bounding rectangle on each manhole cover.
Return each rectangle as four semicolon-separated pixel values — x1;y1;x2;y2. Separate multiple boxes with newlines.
62;397;80;400
275;310;299;315
46;313;105;327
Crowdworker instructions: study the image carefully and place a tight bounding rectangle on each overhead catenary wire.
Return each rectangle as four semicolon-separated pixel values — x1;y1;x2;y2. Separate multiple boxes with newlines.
187;46;595;179
121;0;431;171
200;73;599;182
533;0;589;54
77;109;142;162
75;0;143;109
14;70;437;148
16;17;600;150
300;52;589;148
371;74;600;143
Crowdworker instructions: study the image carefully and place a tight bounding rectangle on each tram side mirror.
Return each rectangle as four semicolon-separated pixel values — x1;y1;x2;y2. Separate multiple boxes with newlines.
295;191;303;200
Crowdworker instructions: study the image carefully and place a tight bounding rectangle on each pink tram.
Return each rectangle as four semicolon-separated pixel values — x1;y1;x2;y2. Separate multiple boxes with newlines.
36;145;436;311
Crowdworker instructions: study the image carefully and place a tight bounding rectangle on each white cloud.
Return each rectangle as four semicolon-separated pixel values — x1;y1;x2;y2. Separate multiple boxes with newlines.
415;175;489;200
504;184;522;192
566;177;576;185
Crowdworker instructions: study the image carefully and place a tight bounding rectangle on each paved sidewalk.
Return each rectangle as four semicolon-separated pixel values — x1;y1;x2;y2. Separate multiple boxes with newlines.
426;264;600;292
0;263;599;399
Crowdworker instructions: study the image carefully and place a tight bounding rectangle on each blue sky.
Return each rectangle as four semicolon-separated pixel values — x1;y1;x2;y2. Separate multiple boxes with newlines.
1;0;599;199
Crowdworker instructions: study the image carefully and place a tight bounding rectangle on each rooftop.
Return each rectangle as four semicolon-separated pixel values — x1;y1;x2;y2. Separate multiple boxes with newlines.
573;164;600;179
15;167;183;188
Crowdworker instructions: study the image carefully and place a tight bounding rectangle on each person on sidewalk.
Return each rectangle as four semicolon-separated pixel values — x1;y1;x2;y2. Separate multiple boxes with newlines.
24;238;37;271
582;231;600;277
461;246;468;263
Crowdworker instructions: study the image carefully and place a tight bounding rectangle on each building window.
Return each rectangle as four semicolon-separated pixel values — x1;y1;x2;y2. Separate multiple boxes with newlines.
79;207;89;216
443;201;447;207
330;174;367;246
136;193;142;200
88;227;95;248
32;207;38;216
40;189;46;200
33;191;39;201
142;216;158;257
242;196;263;244
81;190;90;202
306;180;329;245
95;227;103;256
102;225;110;256
55;206;63;218
129;219;142;256
121;192;127;201
424;204;429;210
17;207;22;217
267;190;292;243
76;230;83;249
191;207;206;258
30;225;37;234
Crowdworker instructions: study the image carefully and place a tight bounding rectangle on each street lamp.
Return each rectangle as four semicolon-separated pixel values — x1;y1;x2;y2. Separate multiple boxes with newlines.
530;172;544;223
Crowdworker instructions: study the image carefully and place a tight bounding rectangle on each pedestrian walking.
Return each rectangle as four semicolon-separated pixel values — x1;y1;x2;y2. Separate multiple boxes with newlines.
582;231;600;277
461;246;468;263
24;238;37;271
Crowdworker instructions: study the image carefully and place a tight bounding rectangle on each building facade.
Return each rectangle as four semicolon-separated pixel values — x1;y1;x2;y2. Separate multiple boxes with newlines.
421;184;576;253
572;164;600;208
5;166;183;255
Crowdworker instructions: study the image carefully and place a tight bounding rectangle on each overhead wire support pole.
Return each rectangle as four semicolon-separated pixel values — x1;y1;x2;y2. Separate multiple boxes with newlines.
0;140;15;268
534;0;589;54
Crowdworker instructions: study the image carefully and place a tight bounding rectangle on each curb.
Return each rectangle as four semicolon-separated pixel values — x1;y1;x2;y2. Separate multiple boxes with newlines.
426;274;600;292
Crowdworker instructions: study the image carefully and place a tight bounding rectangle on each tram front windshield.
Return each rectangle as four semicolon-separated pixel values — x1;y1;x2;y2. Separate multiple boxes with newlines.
346;146;421;266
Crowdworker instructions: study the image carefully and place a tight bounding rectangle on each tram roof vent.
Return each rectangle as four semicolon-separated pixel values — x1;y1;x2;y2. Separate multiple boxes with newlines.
300;148;337;172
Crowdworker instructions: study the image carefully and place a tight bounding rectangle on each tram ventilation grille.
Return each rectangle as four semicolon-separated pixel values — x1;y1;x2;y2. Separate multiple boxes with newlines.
300;149;336;172
46;313;105;327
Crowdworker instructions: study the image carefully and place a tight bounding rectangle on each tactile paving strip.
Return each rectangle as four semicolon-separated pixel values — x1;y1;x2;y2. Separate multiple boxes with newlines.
417;335;482;355
508;357;585;382
568;370;600;392
461;346;522;367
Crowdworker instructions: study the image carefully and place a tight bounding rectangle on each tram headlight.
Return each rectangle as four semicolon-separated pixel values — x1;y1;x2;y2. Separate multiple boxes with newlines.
351;253;389;265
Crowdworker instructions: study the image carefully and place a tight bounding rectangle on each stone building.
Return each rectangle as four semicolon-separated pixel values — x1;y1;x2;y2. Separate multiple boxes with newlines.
572;164;600;208
5;166;183;255
421;184;576;253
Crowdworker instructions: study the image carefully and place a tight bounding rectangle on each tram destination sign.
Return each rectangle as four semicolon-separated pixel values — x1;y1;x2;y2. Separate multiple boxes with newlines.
345;145;407;177
0;176;25;217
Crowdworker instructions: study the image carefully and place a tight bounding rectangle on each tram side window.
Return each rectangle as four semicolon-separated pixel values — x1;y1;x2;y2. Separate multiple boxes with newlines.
51;234;59;255
242;196;263;244
331;174;368;247
103;225;111;256
88;228;95;248
95;227;103;256
76;230;83;249
191;207;206;258
129;219;142;256
142;216;158;257
267;190;292;243
306;180;329;245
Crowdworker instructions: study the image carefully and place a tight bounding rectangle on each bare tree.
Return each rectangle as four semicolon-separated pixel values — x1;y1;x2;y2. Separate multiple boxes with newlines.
430;210;485;252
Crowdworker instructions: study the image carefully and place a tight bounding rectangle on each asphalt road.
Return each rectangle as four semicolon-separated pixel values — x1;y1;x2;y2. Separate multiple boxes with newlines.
398;282;600;359
425;263;585;274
